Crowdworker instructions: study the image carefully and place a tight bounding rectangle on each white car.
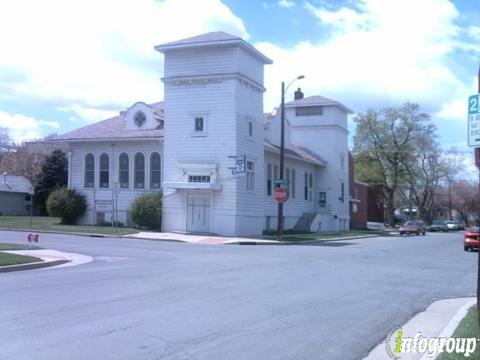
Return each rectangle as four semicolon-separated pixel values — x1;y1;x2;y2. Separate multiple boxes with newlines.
444;221;459;230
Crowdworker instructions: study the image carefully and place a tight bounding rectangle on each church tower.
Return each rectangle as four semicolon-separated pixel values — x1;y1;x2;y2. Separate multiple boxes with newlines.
155;32;272;236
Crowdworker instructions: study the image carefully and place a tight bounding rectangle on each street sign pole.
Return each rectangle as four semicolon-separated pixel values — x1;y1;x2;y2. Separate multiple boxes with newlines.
475;64;480;329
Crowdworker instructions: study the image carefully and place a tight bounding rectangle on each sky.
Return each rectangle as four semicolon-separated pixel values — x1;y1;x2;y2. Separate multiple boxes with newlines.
0;0;478;173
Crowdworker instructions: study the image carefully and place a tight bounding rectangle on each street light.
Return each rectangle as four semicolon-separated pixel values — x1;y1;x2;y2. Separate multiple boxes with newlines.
276;75;305;241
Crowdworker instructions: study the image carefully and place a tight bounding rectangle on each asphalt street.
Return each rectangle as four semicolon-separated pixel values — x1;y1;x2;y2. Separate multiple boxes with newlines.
0;230;476;360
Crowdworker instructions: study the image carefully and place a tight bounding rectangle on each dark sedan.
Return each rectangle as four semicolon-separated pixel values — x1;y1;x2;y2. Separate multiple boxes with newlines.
428;221;449;232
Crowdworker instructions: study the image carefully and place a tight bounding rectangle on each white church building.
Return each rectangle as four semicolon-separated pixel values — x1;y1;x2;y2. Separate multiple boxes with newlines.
55;32;352;236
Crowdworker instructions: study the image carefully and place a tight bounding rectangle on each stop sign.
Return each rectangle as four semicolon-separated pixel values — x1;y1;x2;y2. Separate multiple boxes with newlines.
274;187;289;203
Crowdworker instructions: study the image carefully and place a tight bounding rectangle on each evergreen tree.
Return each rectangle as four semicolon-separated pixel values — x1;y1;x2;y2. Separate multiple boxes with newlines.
35;149;68;215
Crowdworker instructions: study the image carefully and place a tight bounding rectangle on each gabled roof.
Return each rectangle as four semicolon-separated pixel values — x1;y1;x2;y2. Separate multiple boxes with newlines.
0;174;33;194
156;31;241;47
53;102;165;142
154;31;273;65
285;95;353;113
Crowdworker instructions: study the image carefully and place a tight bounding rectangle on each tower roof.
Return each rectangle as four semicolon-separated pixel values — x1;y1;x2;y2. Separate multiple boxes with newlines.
285;95;353;114
154;31;272;64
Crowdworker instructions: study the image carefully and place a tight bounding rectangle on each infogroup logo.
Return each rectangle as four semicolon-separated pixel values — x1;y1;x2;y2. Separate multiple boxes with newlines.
385;327;478;359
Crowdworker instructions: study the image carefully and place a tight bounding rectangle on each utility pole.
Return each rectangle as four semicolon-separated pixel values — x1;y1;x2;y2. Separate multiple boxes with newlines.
276;75;304;241
277;81;286;241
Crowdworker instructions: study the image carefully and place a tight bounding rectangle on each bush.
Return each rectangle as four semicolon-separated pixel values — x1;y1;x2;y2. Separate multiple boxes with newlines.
129;192;162;230
46;188;87;225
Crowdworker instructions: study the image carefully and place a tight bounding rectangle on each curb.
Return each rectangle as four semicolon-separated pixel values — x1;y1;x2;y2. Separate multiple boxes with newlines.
419;298;476;360
0;227;129;239
0;259;70;273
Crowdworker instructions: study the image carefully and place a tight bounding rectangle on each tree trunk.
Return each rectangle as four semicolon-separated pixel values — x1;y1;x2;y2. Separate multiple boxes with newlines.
385;190;395;227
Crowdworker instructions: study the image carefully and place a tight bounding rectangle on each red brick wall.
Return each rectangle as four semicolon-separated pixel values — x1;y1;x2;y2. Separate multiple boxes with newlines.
349;153;368;229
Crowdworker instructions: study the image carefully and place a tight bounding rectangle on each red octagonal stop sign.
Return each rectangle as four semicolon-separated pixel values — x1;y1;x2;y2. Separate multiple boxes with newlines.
274;187;289;204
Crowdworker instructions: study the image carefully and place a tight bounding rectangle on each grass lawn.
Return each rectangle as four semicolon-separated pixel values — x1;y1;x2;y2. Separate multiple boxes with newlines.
262;229;388;242
0;216;138;236
0;243;43;251
438;306;480;359
0;252;41;266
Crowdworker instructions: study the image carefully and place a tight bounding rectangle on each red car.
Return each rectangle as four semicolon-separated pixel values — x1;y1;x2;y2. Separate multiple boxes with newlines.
464;227;480;251
399;220;426;236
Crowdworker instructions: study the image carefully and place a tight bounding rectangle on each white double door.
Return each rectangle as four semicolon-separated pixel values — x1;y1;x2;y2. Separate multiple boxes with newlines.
187;195;211;233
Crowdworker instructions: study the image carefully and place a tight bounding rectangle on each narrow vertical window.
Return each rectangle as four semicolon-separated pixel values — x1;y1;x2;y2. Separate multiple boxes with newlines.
274;165;279;188
292;169;296;199
309;173;313;202
286;168;291;194
340;182;345;203
267;163;272;196
246;160;255;192
84;153;95;188
248;120;253;137
119;153;129;189
99;153;109;188
319;192;327;208
150;152;161;189
194;117;204;132
304;172;308;200
134;153;145;189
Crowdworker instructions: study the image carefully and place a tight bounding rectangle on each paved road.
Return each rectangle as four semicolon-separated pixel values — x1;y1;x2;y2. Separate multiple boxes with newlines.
0;230;476;360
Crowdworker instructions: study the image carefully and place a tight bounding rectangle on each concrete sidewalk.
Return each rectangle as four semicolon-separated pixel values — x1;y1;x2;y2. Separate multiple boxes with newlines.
1;249;93;272
363;297;476;360
127;231;280;245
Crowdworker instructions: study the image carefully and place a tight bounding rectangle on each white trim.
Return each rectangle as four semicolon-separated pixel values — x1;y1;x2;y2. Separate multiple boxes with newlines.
163;182;222;190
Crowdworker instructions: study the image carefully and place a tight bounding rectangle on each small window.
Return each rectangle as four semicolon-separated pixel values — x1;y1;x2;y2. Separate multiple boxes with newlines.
248;120;253;137
99;153;109;188
134;153;145;189
134;111;146;127
150;152;161;189
246;160;255;192
194;117;204;132
119;153;129;189
286;168;291;194
309;173;313;202
295;106;323;117
84;153;95;188
291;169;296;199
267;163;272;196
340;154;345;170
319;192;326;208
304;172;308;200
188;175;210;183
340;182;345;203
274;164;279;188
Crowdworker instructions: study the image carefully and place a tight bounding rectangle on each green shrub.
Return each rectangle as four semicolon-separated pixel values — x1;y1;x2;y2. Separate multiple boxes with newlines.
46;188;87;225
129;192;162;230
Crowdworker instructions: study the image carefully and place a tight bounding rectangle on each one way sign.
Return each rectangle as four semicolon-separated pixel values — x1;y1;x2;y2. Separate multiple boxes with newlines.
468;94;480;147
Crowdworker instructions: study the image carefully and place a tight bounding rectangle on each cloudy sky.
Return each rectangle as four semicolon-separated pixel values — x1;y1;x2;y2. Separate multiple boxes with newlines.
0;0;478;170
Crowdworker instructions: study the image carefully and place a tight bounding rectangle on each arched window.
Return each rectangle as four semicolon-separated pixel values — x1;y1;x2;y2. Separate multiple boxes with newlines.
84;153;95;188
134;153;145;189
119;153;129;189
150;152;161;189
99;153;109;188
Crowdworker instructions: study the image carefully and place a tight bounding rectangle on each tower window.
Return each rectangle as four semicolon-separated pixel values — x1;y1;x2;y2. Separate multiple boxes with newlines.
296;106;323;116
194;117;204;132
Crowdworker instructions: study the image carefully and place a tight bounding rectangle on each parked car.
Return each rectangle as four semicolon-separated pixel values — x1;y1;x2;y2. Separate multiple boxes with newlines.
464;227;479;251
428;221;449;232
445;220;460;231
399;220;426;236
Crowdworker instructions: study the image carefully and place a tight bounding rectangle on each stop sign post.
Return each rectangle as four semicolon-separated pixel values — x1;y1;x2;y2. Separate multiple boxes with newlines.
274;187;289;204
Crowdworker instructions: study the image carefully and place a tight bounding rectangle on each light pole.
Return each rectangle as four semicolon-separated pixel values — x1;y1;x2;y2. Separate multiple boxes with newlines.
276;75;305;241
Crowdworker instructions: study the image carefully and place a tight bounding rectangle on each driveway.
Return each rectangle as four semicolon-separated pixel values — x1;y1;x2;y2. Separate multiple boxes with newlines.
0;230;476;360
